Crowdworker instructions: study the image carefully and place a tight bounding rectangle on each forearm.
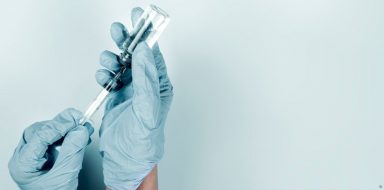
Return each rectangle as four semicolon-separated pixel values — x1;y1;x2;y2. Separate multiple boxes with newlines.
105;166;158;190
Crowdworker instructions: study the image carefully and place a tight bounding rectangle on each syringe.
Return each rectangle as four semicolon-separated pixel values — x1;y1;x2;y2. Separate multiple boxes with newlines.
79;4;170;125
46;4;170;165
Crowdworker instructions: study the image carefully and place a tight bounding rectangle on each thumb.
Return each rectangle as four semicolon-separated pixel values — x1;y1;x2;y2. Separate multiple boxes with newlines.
131;42;161;129
52;123;93;171
132;42;160;96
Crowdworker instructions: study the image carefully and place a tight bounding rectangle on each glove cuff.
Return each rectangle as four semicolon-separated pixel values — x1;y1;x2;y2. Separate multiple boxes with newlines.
103;160;156;190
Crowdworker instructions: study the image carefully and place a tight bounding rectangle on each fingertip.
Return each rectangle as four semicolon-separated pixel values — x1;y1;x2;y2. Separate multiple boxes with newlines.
132;43;156;73
64;126;90;148
132;7;144;12
100;50;114;61
83;122;94;136
76;125;91;141
110;22;128;48
131;42;159;91
100;50;121;72
56;108;83;123
151;42;164;58
152;43;160;52
65;108;82;117
131;7;144;26
95;69;114;87
133;42;153;59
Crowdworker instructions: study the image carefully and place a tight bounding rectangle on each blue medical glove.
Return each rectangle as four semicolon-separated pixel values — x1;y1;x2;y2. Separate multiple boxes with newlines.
96;7;173;190
8;108;94;190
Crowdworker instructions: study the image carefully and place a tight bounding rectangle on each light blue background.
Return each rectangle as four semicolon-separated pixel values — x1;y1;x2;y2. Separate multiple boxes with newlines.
0;0;383;189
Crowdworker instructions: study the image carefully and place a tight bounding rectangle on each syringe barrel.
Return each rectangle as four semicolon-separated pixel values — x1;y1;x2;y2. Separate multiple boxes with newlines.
120;4;170;63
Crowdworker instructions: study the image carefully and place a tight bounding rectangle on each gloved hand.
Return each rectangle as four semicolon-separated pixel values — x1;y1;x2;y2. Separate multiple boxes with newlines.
8;108;94;190
96;7;173;190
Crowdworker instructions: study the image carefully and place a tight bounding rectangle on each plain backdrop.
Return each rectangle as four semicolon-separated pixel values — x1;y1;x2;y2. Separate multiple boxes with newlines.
1;0;383;190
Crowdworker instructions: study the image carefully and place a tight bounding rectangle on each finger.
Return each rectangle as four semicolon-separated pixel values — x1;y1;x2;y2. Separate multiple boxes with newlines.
8;139;40;184
152;42;162;55
24;108;82;145
95;69;114;87
151;43;173;96
110;8;143;51
51;108;83;130
132;7;144;27
17;141;48;172
110;22;129;50
83;122;94;136
131;42;160;128
9;122;60;179
100;50;122;72
51;124;92;173
22;121;48;144
17;108;82;172
56;124;91;160
129;7;144;36
95;69;129;91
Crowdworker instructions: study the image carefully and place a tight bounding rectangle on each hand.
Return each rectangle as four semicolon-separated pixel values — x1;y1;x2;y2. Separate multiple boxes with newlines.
96;7;173;189
8;108;94;190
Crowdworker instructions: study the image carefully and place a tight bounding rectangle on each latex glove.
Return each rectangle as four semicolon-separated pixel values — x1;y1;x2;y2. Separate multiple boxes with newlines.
96;7;173;190
8;108;94;190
